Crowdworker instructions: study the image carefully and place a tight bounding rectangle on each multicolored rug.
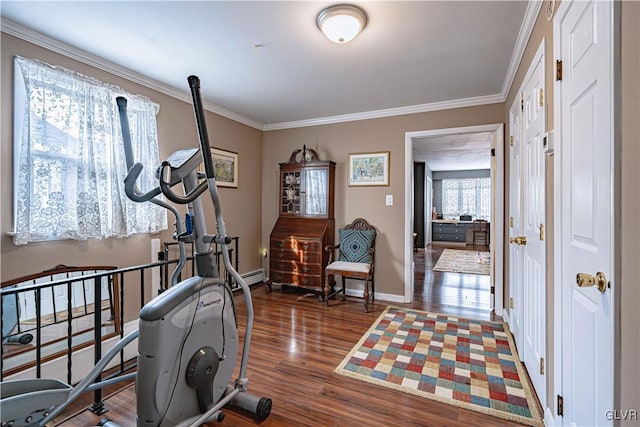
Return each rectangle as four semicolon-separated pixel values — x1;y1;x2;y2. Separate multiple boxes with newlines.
433;249;491;275
334;307;542;426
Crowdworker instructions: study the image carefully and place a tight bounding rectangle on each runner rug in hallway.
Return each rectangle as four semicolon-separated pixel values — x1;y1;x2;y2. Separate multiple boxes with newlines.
433;249;491;275
334;306;542;426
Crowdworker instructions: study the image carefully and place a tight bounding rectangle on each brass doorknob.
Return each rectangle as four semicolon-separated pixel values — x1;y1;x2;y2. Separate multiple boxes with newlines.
576;272;607;293
510;236;527;245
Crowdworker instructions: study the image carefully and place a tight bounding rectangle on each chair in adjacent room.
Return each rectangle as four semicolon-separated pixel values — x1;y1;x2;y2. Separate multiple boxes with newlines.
324;218;376;312
472;219;489;246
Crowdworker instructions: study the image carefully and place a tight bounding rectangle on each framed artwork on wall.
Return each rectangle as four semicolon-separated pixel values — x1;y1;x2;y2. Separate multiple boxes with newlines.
348;151;390;186
209;147;238;188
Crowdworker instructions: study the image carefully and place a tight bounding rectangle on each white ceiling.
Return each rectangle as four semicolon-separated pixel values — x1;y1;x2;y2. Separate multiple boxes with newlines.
0;1;534;131
413;132;493;171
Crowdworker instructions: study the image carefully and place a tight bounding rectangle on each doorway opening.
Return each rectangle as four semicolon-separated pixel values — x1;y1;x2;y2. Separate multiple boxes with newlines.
404;124;505;316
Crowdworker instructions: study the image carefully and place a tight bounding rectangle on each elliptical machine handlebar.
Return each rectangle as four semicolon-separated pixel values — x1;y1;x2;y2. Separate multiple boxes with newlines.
158;161;208;204
186;75;256;384
115;96;187;288
187;75;216;180
116;96;164;204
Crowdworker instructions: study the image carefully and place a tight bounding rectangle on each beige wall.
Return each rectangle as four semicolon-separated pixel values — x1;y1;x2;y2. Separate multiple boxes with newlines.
0;33;263;283
262;104;504;298
620;1;640;422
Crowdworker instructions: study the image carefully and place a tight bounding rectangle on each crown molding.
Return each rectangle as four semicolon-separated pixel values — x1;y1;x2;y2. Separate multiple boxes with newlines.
500;0;543;99
1;18;263;131
3;0;540;134
263;93;504;131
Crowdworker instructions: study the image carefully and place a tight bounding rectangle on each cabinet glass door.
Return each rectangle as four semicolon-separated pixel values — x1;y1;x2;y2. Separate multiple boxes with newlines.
281;171;301;214
304;168;327;216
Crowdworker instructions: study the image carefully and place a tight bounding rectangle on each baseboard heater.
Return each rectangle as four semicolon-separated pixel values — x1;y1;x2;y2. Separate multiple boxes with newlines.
239;269;264;287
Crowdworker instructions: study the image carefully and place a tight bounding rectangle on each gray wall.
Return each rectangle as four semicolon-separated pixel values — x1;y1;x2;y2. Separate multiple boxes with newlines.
413;163;425;247
431;169;490;214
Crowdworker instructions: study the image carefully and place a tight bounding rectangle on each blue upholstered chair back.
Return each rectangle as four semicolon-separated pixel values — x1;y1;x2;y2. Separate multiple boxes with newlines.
338;228;376;263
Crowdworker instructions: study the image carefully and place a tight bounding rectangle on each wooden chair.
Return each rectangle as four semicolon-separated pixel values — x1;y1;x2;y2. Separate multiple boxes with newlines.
324;218;376;312
472;219;489;246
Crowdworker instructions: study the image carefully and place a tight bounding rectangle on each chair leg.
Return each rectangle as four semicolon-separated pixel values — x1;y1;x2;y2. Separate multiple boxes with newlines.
323;273;332;306
341;276;346;300
363;279;369;313
371;275;374;301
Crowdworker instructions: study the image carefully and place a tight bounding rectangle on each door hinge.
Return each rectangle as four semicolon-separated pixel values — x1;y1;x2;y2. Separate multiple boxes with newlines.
509;297;514;309
509;216;514;228
556;60;563;81
540;357;545;375
491;285;495;295
510;135;514;146
557;395;564;416
521;93;524;112
540;223;545;241
539;88;544;107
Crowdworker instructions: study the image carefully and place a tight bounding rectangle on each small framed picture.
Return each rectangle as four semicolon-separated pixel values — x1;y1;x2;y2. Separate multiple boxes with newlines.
349;151;390;186
210;147;238;188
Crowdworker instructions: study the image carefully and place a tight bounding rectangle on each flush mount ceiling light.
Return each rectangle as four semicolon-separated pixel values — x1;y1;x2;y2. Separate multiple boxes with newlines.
317;4;368;44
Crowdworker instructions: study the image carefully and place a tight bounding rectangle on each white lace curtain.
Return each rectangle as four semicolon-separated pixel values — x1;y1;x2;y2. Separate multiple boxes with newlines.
442;177;491;220
13;56;167;245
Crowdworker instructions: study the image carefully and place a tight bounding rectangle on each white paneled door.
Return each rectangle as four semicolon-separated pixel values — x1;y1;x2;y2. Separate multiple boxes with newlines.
521;42;546;407
557;0;614;425
508;98;524;358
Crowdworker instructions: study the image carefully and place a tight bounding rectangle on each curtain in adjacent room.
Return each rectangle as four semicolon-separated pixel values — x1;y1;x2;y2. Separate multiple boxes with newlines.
442;177;491;220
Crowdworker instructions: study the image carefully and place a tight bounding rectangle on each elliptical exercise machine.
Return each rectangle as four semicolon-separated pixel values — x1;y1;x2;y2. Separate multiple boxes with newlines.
0;76;271;426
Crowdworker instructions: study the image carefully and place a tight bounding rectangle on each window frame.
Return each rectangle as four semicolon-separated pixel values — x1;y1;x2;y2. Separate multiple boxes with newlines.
12;56;166;244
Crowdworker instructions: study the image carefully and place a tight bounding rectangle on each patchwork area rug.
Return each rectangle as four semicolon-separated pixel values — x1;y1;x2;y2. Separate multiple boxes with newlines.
335;306;542;426
433;249;491;275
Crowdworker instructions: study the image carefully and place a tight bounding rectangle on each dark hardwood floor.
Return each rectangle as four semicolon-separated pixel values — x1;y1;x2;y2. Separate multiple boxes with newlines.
413;244;495;318
55;244;527;427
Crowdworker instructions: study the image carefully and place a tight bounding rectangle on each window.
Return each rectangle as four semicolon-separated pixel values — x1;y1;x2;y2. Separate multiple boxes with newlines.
442;177;491;220
13;56;166;245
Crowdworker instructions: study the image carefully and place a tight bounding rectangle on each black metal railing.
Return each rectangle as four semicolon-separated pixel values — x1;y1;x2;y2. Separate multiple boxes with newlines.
0;258;193;413
0;236;241;414
160;236;239;292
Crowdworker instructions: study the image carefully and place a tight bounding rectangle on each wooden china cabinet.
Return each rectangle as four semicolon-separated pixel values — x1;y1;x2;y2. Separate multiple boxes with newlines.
266;147;335;295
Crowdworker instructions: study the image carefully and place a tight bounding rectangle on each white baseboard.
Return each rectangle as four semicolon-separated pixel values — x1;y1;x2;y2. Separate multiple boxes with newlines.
344;288;405;304
502;310;511;324
342;280;405;304
262;277;405;304
544;406;555;426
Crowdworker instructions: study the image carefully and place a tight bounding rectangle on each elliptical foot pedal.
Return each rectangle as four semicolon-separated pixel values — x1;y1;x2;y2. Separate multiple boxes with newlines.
97;418;121;427
255;397;272;422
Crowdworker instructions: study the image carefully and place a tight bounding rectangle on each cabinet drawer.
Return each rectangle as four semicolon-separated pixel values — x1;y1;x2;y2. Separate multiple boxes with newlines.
269;271;323;288
271;239;321;253
433;226;465;235
433;233;465;242
270;260;321;276
270;249;322;264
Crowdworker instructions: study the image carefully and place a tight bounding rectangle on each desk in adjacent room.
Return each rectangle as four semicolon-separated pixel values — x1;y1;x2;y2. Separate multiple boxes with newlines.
432;220;490;244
